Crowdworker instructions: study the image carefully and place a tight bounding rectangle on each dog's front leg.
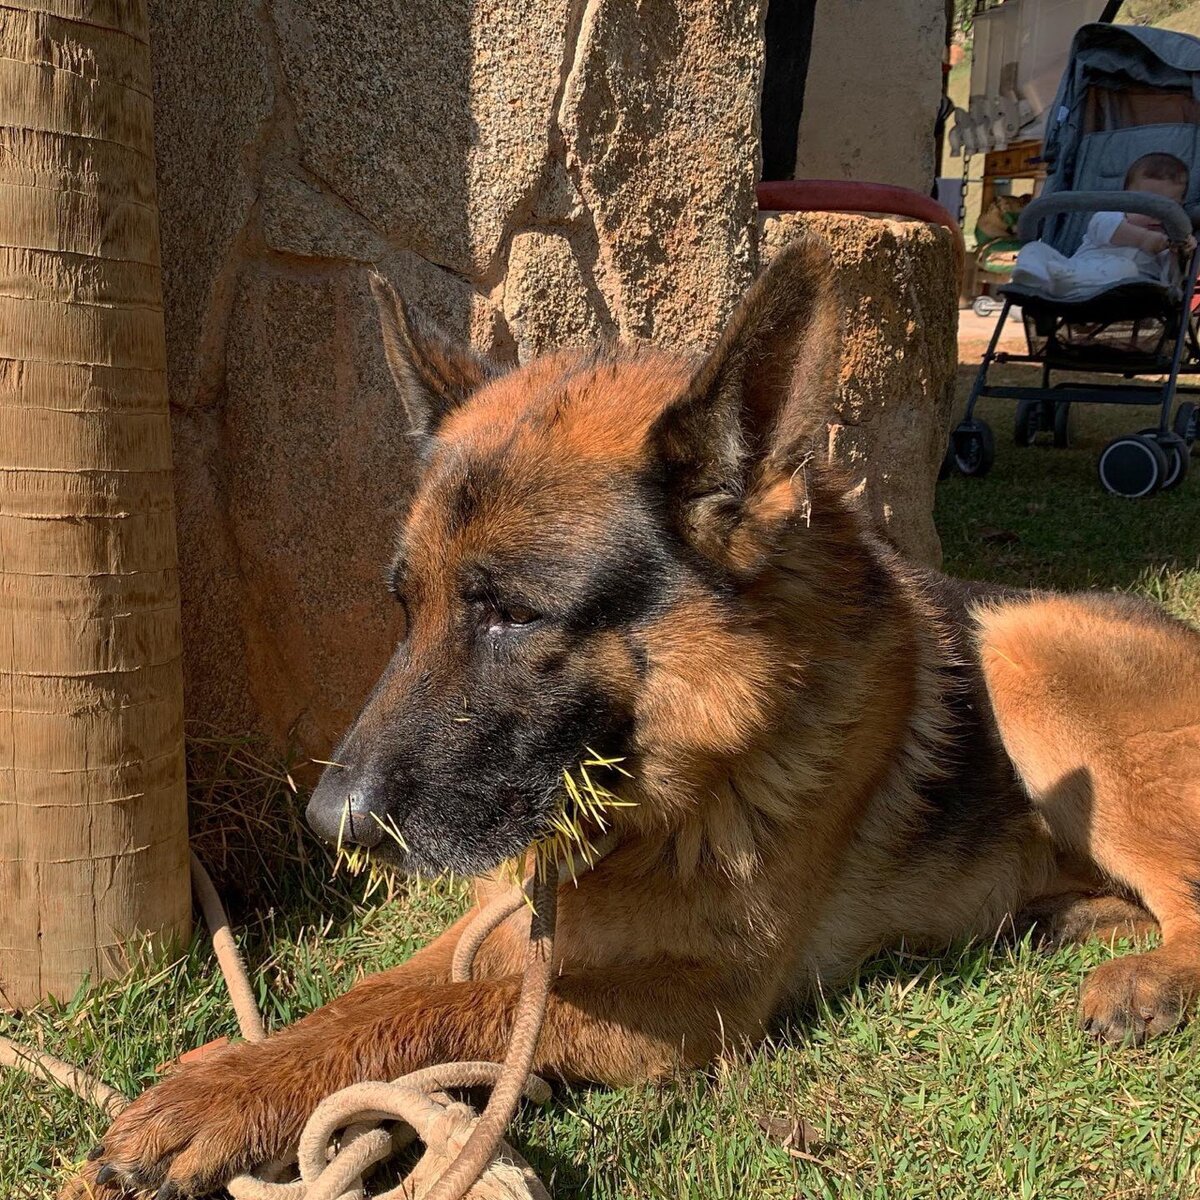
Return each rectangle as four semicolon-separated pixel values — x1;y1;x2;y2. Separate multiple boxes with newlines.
71;957;760;1198
63;907;473;1199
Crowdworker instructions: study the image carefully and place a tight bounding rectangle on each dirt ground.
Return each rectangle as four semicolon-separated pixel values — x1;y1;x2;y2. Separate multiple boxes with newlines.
957;303;1026;363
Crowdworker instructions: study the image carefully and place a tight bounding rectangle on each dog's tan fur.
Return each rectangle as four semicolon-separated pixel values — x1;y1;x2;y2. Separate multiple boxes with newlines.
75;240;1200;1199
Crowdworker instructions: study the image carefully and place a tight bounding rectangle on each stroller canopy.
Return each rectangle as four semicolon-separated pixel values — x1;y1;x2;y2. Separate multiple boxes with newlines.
1041;22;1200;254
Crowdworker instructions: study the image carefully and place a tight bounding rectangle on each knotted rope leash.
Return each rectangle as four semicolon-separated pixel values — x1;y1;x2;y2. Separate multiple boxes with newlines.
224;858;559;1200
3;850;577;1200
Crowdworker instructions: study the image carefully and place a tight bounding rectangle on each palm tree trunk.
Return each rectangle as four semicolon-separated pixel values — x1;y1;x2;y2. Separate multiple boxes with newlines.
0;1;191;1008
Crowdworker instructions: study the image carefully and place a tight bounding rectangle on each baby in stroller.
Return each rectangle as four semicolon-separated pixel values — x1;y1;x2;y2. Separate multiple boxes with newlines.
1011;152;1196;298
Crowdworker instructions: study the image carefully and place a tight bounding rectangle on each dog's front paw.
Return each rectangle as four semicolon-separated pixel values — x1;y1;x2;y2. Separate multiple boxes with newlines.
67;1041;304;1198
1080;951;1198;1046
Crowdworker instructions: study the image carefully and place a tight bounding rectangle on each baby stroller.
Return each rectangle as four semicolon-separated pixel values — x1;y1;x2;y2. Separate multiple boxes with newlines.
947;22;1200;497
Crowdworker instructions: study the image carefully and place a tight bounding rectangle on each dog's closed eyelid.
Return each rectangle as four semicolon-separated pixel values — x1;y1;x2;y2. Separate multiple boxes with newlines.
389;594;412;641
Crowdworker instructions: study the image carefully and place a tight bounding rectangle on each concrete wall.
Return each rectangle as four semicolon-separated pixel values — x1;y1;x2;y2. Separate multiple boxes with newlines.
794;0;948;192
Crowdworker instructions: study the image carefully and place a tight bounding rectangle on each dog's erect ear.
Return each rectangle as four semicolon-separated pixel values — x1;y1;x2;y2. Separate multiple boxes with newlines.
649;237;840;542
369;272;498;439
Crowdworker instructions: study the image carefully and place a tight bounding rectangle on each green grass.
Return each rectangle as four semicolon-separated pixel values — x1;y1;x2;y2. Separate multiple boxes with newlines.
3;369;1200;1199
938;364;1200;625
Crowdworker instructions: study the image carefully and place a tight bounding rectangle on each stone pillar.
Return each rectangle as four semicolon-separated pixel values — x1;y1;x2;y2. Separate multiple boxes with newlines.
759;211;958;568
148;1;767;756
794;0;947;193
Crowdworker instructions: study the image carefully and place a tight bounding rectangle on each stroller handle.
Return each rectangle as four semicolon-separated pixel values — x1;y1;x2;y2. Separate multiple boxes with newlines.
1016;191;1195;244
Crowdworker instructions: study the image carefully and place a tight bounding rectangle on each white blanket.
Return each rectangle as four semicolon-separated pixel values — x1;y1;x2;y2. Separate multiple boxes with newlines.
1010;210;1170;298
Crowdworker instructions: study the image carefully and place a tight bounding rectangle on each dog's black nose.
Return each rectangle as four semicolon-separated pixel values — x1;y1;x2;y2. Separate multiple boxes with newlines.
306;771;387;849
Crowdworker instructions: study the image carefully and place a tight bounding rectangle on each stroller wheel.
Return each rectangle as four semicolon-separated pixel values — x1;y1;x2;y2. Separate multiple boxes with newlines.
1135;429;1190;491
1161;433;1190;490
972;295;1001;318
1053;401;1071;448
952;420;995;478
1097;434;1168;498
1014;399;1046;447
1174;401;1198;446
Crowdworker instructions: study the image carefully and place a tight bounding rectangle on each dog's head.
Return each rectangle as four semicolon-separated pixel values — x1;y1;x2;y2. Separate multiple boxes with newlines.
306;240;841;875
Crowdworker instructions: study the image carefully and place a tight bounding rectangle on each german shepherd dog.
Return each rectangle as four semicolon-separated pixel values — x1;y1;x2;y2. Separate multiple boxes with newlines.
80;240;1200;1198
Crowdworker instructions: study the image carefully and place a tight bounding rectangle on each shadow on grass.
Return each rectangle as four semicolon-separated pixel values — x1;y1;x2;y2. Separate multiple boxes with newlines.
514;1088;692;1200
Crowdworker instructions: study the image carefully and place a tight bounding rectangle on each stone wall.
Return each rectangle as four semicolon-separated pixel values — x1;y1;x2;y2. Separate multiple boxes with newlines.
148;4;957;762
794;0;947;193
148;1;767;760
760;211;957;568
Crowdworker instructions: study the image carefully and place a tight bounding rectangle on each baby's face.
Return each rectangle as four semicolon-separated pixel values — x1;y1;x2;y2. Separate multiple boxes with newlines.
1128;174;1187;203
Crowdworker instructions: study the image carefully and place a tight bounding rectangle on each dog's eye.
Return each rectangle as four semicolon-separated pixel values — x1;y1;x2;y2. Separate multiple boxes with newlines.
486;604;539;632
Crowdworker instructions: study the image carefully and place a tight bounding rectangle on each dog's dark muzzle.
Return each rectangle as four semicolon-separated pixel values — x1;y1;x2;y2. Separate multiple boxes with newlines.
306;765;390;849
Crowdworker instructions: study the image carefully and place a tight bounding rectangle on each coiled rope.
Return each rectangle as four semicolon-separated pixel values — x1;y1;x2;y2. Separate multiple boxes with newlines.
3;850;574;1200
